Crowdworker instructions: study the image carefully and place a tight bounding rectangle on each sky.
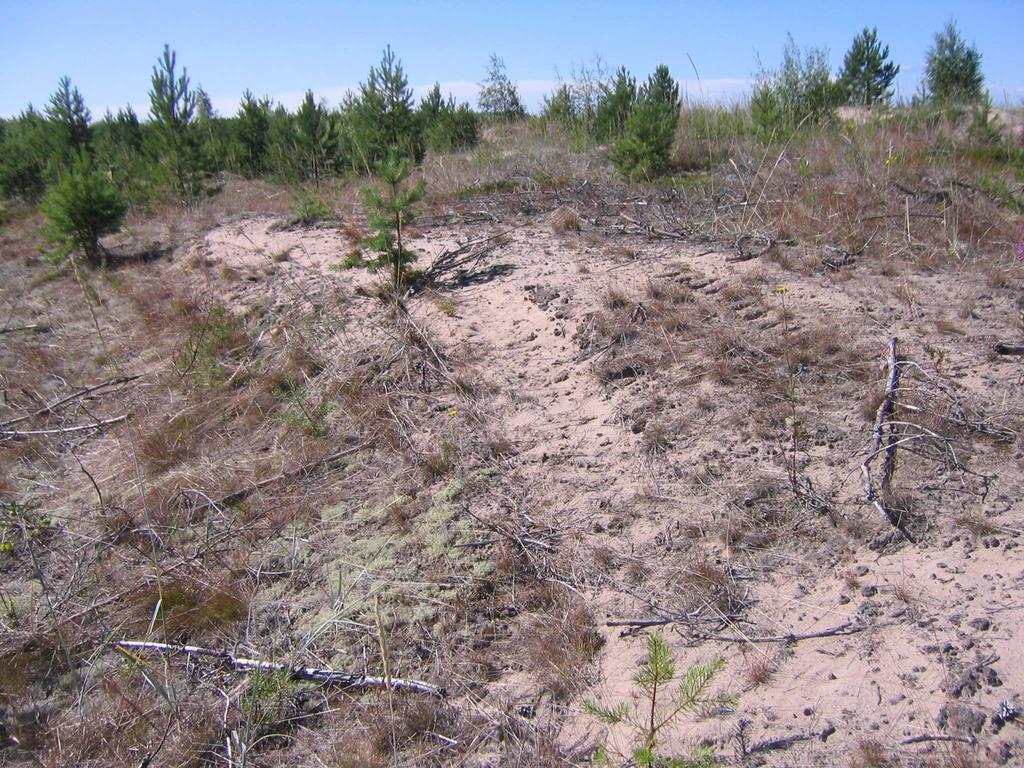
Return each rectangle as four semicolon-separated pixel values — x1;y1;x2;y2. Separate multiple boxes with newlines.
1;0;1022;119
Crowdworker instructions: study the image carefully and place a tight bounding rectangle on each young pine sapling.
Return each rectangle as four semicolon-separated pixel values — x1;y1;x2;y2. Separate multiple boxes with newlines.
359;153;425;296
584;633;734;768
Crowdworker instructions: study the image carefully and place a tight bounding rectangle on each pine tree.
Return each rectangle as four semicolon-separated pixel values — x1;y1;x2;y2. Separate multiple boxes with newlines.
236;91;271;177
113;107;143;154
92;106;143;181
924;20;984;104
584;634;734;768
839;28;900;106
359;153;425;294
266;104;298;180
194;85;231;170
44;76;92;170
642;65;681;112
41;149;126;266
294;91;336;188
417;84;479;153
477;55;526;121
595;67;637;141
611;65;679;179
346;46;420;171
0;107;50;201
541;84;576;128
149;45;202;198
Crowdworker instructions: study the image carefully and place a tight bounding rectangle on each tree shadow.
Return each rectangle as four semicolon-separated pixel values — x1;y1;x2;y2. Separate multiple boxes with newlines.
427;262;516;291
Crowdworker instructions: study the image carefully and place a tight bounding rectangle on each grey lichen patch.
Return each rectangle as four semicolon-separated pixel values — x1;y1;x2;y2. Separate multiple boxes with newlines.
421;477;470;559
352;493;412;525
308;474;495;629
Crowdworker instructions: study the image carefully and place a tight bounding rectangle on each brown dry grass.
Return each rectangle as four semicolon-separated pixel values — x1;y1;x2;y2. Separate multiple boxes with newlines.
2;108;1023;767
521;599;604;701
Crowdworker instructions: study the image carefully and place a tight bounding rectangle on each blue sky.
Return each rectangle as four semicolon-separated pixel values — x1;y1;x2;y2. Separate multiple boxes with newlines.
1;1;1021;118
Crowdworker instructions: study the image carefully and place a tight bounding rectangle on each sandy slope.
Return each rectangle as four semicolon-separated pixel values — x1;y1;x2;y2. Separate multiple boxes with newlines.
191;201;1024;766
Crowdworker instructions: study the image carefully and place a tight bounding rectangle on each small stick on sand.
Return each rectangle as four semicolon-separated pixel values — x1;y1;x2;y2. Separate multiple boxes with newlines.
862;337;913;539
116;640;443;697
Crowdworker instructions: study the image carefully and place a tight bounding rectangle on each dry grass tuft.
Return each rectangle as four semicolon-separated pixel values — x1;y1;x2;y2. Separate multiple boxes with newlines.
743;654;776;688
549;206;581;233
850;738;891;768
521;599;604;700
955;512;1003;537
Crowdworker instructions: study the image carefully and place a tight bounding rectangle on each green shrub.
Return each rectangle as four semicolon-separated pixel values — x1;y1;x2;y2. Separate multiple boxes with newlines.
611;66;680;179
290;190;334;225
752;35;844;137
41;150;126;265
968;95;1003;146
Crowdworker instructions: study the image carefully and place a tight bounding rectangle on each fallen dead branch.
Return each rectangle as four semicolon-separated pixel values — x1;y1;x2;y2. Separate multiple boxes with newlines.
727;233;774;262
901;734;976;746
607;617;866;644
0;374;141;429
618;213;687;240
418;224;522;287
686;620;863;644
0;323;49;335
116;640;443;696
0;413;129;440
605;617;673;629
861;337;913;539
994;342;1024;356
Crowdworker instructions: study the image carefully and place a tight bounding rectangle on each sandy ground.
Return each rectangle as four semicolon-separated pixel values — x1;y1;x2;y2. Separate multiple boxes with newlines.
186;202;1024;767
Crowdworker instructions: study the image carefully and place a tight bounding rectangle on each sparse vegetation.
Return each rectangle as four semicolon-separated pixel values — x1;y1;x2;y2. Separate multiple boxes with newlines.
2;23;1022;768
477;54;526;121
752;35;844;135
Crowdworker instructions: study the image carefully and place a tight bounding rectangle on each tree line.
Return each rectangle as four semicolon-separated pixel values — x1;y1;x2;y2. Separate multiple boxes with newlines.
1;20;993;204
0;21;1000;264
540;21;991;177
0;45;482;207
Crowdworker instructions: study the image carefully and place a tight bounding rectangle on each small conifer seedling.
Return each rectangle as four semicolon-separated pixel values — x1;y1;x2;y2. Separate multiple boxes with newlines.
584;633;734;768
359;153;425;296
